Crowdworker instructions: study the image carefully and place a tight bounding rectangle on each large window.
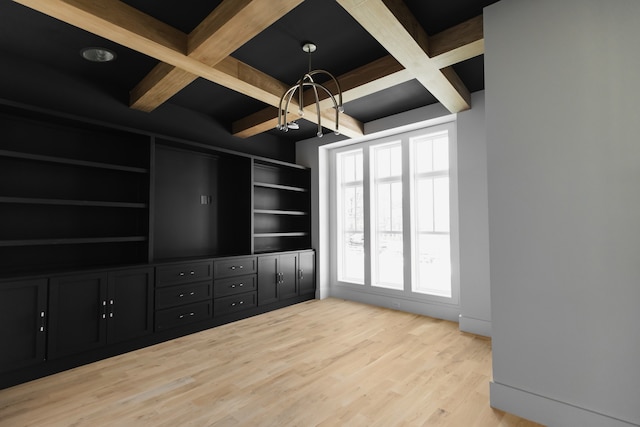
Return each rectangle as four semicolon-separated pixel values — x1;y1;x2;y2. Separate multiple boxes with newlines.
336;149;364;284
372;142;403;289
332;123;458;303
412;132;451;297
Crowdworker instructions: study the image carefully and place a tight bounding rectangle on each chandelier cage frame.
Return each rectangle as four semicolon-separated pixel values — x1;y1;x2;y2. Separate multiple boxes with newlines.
277;42;344;138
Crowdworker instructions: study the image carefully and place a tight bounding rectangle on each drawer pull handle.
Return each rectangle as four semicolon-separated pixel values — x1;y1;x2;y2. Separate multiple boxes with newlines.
179;293;184;297
179;272;185;276
190;292;195;296
230;265;244;270
179;312;195;319
190;271;195;275
231;301;244;307
179;291;196;297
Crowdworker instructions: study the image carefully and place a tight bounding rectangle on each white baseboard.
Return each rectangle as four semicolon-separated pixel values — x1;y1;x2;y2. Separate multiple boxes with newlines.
330;286;460;322
490;381;639;427
458;315;491;337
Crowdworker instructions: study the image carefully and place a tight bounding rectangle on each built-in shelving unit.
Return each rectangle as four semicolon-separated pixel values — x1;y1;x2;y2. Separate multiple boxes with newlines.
252;160;311;253
0;101;316;390
0;107;150;274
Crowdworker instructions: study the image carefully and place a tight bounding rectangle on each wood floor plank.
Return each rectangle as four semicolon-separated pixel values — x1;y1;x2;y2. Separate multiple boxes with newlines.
0;298;544;427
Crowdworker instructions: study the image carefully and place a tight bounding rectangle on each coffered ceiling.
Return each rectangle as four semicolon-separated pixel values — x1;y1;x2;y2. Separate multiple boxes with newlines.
1;0;498;143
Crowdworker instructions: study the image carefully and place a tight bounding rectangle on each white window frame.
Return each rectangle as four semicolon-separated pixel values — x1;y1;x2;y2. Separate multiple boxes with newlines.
330;121;459;306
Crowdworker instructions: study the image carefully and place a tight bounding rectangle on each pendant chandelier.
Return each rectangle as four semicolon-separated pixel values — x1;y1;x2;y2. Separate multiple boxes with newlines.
277;42;344;138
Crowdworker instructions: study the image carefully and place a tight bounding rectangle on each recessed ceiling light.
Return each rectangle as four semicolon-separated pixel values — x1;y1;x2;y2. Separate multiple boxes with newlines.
80;47;116;63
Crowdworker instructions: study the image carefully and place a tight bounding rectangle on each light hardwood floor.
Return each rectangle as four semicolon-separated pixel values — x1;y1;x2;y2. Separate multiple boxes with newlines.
0;298;543;427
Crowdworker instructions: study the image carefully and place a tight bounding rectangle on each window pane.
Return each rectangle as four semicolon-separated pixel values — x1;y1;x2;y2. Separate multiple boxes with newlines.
337;150;364;284
433;136;449;171
355;152;363;181
414;137;433;173
415;234;451;297
433;177;450;232
416;178;434;232
390;145;402;176
412;132;451;297
373;143;403;290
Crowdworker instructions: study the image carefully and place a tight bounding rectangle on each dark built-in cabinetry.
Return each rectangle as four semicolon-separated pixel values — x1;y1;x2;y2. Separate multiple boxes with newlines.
0;103;315;389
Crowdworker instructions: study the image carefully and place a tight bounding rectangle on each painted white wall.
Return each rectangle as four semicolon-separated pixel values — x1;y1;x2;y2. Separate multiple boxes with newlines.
297;91;491;335
485;1;640;426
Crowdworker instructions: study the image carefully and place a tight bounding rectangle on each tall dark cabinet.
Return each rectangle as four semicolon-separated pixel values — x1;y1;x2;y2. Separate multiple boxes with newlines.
0;102;315;389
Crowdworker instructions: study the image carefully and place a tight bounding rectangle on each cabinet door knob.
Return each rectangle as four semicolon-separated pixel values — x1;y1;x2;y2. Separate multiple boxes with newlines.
39;311;46;333
179;272;185;276
190;271;195;275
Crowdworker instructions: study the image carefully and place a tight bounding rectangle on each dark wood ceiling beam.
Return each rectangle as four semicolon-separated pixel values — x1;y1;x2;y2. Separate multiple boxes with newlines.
13;0;364;138
336;0;471;113
130;0;304;112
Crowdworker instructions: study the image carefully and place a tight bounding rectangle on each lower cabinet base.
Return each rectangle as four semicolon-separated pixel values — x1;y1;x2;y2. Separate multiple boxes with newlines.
0;294;314;390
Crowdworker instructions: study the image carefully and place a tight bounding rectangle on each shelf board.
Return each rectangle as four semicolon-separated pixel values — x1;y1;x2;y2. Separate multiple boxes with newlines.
253;182;308;192
0;236;148;247
254;209;308;216
0;149;148;173
253;232;308;238
0;196;147;209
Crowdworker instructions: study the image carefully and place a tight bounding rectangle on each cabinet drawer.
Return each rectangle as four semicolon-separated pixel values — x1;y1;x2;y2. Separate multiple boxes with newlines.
156;281;212;310
156;261;212;287
214;257;256;278
214;292;257;317
213;275;256;298
155;301;212;331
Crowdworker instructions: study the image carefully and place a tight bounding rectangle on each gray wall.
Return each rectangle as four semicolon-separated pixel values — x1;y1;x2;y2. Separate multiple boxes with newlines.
485;1;640;425
297;91;491;335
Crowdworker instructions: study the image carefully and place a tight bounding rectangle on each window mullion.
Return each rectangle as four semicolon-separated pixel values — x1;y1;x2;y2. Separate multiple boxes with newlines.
363;146;372;289
402;137;413;293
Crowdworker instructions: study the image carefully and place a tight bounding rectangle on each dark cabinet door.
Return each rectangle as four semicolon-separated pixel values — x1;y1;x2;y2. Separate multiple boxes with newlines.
49;273;108;359
298;251;315;295
107;267;154;344
278;253;298;300
257;255;279;306
0;279;47;373
258;253;300;305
